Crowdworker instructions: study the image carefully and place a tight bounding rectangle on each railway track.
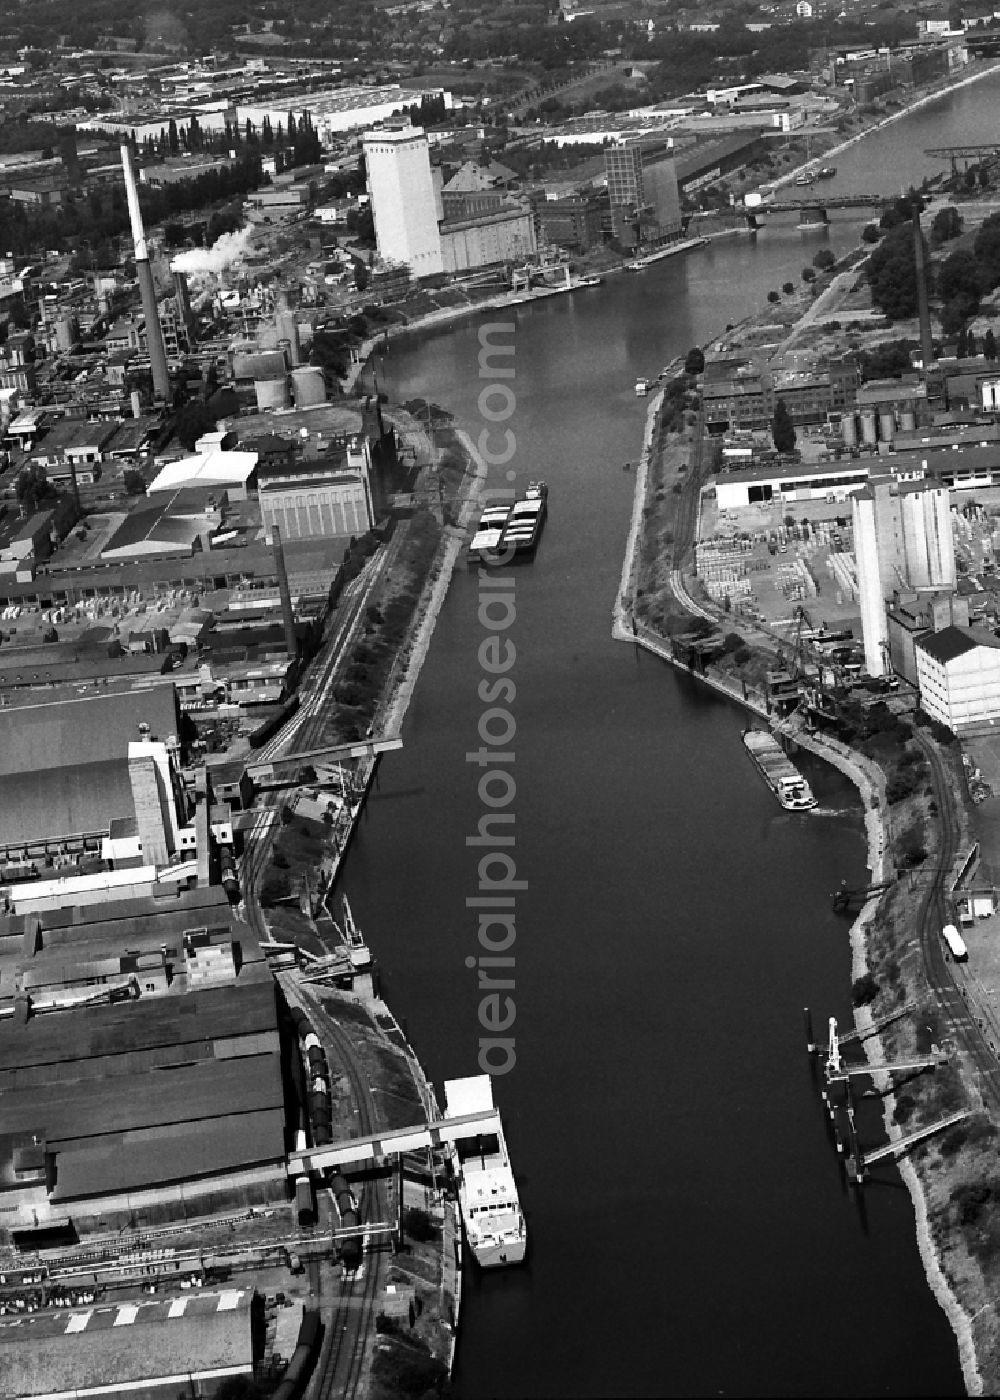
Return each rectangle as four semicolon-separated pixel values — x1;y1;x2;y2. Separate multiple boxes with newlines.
303;994;390;1398
915;733;1000;1110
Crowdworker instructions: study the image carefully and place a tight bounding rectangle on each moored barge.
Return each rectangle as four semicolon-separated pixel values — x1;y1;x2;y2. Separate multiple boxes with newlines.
742;728;816;811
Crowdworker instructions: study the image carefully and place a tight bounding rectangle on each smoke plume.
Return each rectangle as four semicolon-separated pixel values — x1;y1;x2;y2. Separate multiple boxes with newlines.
170;226;255;277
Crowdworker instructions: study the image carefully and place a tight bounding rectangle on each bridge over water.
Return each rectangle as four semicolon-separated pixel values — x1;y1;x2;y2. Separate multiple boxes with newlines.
751;193;889;215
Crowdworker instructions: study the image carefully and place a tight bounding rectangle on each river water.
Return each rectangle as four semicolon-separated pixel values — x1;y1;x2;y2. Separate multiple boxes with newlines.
337;73;1000;1398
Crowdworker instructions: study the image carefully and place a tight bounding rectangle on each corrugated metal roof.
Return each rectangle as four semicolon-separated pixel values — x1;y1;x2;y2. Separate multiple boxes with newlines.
0;686;179;777
0;761;133;848
0;980;277;1072
5;1050;283;1142
53;1107;286;1198
0;1291;252;1396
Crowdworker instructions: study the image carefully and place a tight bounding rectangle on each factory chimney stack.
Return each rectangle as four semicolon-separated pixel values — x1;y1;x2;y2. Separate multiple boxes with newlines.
270;524;298;657
913;209;935;379
120;143;171;403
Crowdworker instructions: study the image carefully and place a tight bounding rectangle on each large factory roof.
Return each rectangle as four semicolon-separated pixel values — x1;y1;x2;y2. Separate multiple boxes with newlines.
0;1289;253;1398
0;683;179;846
0;978;277;1079
148;447;258;494
0;982;284;1204
0;684;177;777
101;499;207;560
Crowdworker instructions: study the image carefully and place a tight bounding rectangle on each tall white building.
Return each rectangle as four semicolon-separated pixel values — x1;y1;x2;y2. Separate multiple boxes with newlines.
915;627;1000;734
363;126;443;278
852;473;955;676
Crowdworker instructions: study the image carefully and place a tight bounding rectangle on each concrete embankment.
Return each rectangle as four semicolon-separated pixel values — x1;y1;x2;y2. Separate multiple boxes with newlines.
771;59;1000;193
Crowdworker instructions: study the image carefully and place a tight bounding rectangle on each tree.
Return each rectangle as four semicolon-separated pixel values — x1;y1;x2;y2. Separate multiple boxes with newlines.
174;400;216;451
862;223;881;244
16;463;52;515
801;267;817;285
867;224;921;319
782;281;795;295
684;346;705;375
852;972;878;1007
941;300;970;338
985;328;998;361
974;212;1000;291
772;399;796;453
207;387;240;421
930;205;963;247
767;289;780;303
122;469;146;495
968;330;979;357
938;247;981;308
812;248;836;271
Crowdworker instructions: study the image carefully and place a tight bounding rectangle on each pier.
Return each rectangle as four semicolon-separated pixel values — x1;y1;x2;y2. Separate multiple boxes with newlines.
861;1112;972;1169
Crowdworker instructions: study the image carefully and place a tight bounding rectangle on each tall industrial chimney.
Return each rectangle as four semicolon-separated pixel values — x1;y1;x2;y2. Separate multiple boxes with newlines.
270;523;298;657
172;268;196;341
120;143;171;403
913;210;935;378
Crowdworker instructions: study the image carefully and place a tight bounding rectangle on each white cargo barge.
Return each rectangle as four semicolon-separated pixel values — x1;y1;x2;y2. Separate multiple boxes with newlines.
444;1075;526;1268
742;729;816;811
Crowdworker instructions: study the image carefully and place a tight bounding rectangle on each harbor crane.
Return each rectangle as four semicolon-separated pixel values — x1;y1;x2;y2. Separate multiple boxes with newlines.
820;1016;948;1084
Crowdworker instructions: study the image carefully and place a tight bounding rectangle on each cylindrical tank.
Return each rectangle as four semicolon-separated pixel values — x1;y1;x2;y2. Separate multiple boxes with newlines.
860;409;878;446
55;316;79;352
291;366;326;407
900;409;916;432
879;410;895;443
276;309;302;366
842;413;858;448
255;377;291;411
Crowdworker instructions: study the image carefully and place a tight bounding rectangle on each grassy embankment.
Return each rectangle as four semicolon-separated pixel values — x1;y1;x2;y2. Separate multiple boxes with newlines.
258;424;475;946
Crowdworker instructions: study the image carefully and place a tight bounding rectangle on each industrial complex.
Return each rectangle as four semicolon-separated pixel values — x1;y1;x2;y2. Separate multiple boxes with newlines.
0;7;994;1396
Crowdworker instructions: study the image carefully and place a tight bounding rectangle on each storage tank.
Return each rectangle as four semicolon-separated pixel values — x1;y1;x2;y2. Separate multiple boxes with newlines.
234;349;287;382
900;409;917;432
255;376;291;411
55;316;79;352
291;366;326;407
879;410;895;444
860;409;878;446
842;413;858;448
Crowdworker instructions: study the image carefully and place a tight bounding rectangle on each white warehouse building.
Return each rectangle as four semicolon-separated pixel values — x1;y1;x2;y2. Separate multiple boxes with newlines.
916;626;1000;734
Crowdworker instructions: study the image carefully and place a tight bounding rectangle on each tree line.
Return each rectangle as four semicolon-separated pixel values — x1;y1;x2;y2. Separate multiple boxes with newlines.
867;199;1000;337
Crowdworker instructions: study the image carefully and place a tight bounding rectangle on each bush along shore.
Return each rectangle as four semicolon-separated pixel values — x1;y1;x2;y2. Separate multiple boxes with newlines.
614;362;1000;1393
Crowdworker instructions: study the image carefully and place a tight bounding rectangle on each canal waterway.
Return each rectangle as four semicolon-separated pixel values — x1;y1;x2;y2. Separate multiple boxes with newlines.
337;75;1000;1397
